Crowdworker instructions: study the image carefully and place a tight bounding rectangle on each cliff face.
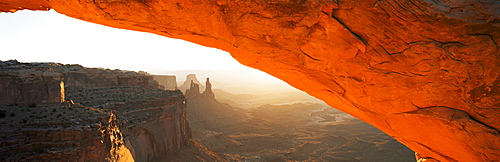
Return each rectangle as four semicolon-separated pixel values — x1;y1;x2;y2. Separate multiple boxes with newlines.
0;61;224;161
1;1;500;161
49;64;160;89
0;61;64;105
65;86;192;161
0;102;132;161
57;63;223;161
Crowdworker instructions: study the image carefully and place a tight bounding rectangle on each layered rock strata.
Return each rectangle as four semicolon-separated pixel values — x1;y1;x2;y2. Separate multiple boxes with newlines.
0;61;129;161
58;63;223;161
1;0;500;161
0;60;65;105
65;86;193;161
0;103;132;161
0;61;224;161
46;64;159;89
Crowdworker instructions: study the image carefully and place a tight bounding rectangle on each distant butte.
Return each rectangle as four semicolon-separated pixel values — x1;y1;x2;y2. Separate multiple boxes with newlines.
153;75;178;90
1;0;499;161
178;74;205;93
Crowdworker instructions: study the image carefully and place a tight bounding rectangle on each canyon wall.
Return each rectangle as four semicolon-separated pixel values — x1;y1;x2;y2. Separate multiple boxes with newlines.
0;61;132;161
56;62;224;161
0;61;65;105
0;61;224;161
0;104;133;161
46;64;160;89
1;0;499;161
65;86;192;161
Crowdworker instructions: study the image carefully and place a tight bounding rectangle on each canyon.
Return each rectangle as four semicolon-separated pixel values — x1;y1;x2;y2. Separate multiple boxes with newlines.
183;75;415;161
0;59;416;162
1;0;499;161
0;60;225;161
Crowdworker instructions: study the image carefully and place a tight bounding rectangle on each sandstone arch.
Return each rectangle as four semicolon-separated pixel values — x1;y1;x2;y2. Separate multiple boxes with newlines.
2;0;499;161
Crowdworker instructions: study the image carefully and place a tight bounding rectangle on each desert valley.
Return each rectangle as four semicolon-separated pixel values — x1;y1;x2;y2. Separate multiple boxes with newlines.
1;60;413;161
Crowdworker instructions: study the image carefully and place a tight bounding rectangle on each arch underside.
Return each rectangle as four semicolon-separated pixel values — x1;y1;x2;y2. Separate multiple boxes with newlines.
2;0;499;161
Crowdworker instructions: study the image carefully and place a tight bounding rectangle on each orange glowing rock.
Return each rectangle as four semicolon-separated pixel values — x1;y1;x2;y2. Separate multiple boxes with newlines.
1;0;499;161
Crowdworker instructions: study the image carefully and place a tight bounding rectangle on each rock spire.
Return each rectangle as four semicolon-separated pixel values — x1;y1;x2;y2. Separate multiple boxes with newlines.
178;74;204;93
185;80;200;99
185;76;215;99
202;77;215;99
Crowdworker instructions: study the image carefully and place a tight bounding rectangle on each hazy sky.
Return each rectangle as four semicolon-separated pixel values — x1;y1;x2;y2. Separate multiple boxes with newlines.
0;10;294;86
0;10;252;71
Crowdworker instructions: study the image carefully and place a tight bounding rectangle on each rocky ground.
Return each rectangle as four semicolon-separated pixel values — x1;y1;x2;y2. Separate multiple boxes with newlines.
0;61;226;161
0;103;128;161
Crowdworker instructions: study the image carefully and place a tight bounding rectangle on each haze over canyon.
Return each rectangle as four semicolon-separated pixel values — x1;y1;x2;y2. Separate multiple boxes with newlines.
2;60;413;161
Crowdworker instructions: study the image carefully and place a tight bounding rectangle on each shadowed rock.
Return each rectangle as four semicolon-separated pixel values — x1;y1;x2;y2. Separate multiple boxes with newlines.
0;61;225;161
202;78;215;99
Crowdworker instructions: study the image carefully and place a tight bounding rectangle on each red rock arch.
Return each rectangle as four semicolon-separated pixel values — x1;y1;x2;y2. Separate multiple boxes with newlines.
2;0;499;161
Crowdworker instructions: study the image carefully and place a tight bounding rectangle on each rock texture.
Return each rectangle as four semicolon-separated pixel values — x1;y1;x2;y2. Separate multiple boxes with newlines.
56;65;159;89
0;60;65;105
2;1;500;161
0;104;133;161
57;63;225;161
0;61;225;161
153;75;178;90
66;86;196;161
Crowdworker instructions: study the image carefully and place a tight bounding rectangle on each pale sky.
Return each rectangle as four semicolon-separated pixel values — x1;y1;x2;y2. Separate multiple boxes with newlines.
0;10;251;71
0;10;300;92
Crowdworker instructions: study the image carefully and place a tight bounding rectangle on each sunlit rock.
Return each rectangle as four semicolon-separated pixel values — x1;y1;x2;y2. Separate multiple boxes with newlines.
1;0;499;161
